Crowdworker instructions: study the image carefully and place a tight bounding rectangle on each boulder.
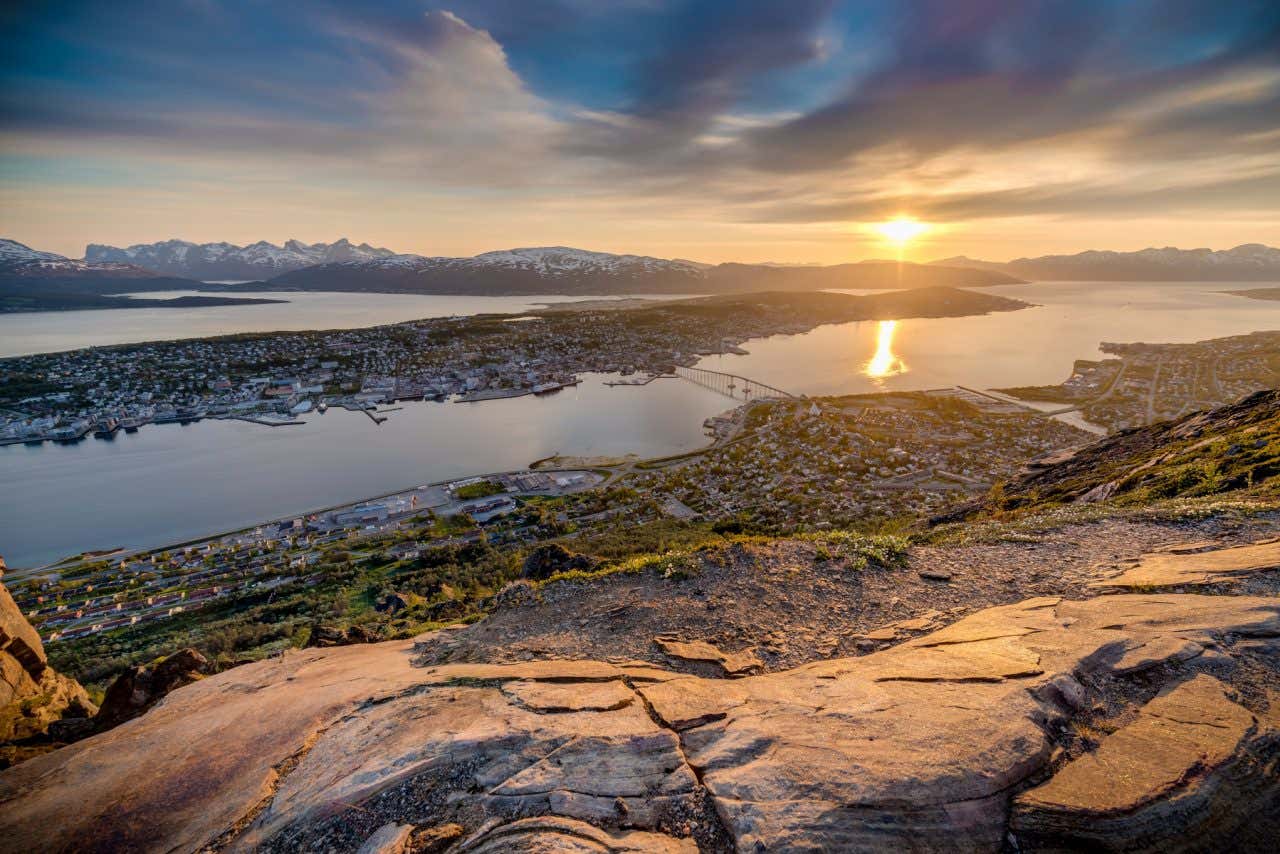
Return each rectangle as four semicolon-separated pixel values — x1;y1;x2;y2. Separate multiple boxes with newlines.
454;816;696;853
1090;539;1280;590
307;623;385;648
94;648;210;731
356;822;413;854
653;636;763;676
521;544;598;582
424;598;469;622
374;592;414;614
1012;674;1280;851
0;583;96;745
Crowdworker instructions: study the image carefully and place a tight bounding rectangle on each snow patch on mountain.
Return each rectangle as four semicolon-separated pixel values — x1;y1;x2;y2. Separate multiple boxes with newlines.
0;238;68;266
315;246;712;279
84;238;399;279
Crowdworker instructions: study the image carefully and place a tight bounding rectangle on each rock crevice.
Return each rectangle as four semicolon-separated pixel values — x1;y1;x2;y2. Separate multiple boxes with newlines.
2;541;1278;853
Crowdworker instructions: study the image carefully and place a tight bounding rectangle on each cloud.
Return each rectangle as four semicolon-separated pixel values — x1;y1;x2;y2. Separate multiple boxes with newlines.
343;10;565;183
2;0;1279;259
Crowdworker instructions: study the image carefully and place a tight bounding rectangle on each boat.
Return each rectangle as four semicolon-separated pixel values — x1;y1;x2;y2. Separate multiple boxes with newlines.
93;417;120;438
121;417;143;433
531;382;563;394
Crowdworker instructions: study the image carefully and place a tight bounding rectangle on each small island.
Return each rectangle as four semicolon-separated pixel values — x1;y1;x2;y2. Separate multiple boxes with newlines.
0;292;287;313
1221;287;1280;302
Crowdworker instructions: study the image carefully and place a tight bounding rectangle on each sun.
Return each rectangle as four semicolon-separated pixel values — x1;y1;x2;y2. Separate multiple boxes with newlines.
875;216;930;244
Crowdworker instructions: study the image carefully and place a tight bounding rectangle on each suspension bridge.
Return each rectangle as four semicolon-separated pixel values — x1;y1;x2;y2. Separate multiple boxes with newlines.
674;365;795;400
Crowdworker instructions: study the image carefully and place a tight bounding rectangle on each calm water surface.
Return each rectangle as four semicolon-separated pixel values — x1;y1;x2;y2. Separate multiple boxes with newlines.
3;281;1278;567
0;375;729;567
0;291;692;357
698;281;1280;395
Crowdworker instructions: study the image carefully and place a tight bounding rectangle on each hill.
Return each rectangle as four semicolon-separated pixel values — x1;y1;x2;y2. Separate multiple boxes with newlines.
933;243;1280;281
267;249;1021;296
2;392;1278;851
934;389;1280;522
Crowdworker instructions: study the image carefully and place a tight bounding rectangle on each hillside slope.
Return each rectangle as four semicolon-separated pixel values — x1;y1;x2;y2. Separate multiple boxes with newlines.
933;243;1280;281
270;251;1021;296
2;395;1278;852
2;526;1278;853
939;389;1280;521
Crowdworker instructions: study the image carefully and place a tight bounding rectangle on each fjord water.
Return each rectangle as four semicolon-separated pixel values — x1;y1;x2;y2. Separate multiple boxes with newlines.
724;281;1280;396
0;291;653;357
2;281;1278;567
0;376;731;568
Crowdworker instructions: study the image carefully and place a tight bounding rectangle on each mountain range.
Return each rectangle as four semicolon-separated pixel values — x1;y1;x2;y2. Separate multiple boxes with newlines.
0;239;278;312
6;236;1280;311
0;238;163;281
267;245;1020;295
6;238;1024;298
85;238;398;281
932;243;1280;281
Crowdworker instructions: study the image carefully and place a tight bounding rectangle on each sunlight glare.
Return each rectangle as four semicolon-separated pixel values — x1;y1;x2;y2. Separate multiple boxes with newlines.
865;320;908;380
875;217;930;245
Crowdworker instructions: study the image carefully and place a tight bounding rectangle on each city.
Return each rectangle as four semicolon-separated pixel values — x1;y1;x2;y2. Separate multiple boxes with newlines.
0;288;1025;444
3;3;1280;851
999;331;1280;431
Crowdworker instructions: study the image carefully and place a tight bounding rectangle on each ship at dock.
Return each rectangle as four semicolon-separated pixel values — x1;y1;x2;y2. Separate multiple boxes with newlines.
92;417;120;438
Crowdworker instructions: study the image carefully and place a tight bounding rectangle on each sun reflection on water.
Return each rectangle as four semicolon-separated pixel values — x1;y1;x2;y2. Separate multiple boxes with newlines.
865;320;908;380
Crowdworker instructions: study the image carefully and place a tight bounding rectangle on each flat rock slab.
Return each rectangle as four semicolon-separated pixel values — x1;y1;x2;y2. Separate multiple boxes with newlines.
417;660;627;683
3;594;1279;854
1091;539;1280;589
653;636;762;676
1012;674;1280;850
455;816;697;853
501;679;635;712
355;822;414;854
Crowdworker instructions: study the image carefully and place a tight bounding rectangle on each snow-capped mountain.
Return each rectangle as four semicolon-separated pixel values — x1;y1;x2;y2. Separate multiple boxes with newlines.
0;238;67;266
0;238;162;279
469;246;711;276
269;246;713;295
932;244;1280;281
271;245;1020;295
85;238;397;281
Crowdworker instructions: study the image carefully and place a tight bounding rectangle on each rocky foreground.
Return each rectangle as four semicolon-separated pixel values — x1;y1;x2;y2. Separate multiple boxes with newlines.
1;539;1278;853
0;579;95;760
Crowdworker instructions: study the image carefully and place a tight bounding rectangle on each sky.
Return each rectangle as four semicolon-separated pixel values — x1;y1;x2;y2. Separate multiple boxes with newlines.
1;0;1278;263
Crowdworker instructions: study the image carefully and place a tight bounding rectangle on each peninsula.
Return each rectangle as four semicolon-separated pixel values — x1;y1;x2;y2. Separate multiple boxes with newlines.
0;287;1028;445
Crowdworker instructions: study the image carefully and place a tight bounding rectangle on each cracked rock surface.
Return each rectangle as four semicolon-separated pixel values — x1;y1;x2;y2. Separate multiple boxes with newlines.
0;541;1277;853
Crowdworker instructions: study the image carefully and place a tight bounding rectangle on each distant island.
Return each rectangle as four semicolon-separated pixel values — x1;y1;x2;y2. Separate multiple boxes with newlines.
1;292;286;313
1222;287;1280;302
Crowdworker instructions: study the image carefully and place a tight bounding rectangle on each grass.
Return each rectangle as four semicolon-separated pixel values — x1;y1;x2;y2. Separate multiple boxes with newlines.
532;529;909;588
454;480;505;500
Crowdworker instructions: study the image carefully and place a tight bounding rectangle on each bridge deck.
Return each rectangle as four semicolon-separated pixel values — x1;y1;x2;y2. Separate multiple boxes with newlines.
675;365;795;400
